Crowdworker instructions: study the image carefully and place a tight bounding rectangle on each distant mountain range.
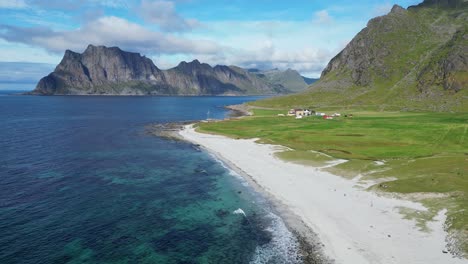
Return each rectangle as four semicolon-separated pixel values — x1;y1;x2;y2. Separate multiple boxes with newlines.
248;68;318;93
254;0;467;112
30;45;313;96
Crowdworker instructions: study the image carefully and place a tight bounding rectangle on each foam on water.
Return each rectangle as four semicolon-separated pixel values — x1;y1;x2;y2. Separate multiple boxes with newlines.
233;208;247;217
210;152;250;186
250;212;301;264
208;147;303;263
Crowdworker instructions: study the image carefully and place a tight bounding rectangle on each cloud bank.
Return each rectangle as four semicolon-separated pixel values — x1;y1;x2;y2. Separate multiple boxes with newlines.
138;0;199;32
0;16;220;55
0;62;55;82
0;0;419;77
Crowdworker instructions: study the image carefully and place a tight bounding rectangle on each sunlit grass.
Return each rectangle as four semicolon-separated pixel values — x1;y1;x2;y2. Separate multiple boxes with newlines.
197;110;468;254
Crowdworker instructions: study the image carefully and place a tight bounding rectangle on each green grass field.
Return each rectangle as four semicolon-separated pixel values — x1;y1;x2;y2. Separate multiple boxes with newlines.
197;109;468;255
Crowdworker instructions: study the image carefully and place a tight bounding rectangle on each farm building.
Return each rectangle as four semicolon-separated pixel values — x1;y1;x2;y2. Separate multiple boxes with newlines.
288;109;313;117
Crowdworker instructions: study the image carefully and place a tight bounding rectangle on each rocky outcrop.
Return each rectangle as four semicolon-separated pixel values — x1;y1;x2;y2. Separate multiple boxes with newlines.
31;45;294;95
417;29;467;93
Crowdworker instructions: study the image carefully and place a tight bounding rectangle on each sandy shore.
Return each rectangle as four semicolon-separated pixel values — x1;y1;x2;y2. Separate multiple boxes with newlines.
179;124;467;264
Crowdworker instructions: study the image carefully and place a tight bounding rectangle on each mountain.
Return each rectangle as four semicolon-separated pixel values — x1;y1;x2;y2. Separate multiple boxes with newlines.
248;68;317;93
302;76;318;85
163;61;288;95
253;0;467;112
31;45;291;95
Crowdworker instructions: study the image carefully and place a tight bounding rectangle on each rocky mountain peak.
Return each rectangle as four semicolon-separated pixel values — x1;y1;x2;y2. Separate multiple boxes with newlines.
390;4;406;13
175;59;213;74
312;0;467;111
32;44;302;95
61;50;81;62
410;0;467;8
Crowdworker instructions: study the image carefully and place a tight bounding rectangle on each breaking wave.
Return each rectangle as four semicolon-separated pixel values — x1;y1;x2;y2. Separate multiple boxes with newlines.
250;212;301;264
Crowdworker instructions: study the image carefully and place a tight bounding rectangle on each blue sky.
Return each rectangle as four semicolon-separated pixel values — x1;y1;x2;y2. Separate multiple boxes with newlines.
0;0;422;88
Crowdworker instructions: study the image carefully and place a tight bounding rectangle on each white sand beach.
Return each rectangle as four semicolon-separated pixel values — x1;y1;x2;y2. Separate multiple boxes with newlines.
180;124;467;264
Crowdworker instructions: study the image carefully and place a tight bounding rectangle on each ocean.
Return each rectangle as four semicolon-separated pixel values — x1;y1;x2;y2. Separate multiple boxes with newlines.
0;93;302;264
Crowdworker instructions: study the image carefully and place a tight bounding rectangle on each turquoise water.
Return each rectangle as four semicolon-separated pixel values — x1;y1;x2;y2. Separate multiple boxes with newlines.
0;94;301;263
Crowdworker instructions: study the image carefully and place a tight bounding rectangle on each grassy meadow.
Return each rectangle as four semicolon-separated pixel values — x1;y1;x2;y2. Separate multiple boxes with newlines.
197;108;468;254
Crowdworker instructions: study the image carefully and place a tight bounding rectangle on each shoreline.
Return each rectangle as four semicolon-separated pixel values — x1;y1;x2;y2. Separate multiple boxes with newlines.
178;124;467;264
203;140;332;264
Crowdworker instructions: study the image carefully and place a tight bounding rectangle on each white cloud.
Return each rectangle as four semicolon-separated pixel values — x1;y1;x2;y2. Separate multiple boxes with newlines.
0;61;55;82
0;0;27;9
0;15;364;77
0;16;220;55
138;0;199;32
313;10;333;25
180;19;362;76
0;1;371;78
87;0;131;8
219;45;335;77
29;0;131;10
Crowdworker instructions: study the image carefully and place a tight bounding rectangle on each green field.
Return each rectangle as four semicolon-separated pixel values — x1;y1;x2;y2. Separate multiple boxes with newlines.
197;109;468;255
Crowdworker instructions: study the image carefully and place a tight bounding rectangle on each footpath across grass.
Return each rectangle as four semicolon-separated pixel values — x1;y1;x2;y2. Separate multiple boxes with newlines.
197;109;468;255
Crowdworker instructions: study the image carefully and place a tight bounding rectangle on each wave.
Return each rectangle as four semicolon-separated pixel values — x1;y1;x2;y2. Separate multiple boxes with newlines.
208;153;250;186
233;208;247;217
207;153;302;263
250;212;301;264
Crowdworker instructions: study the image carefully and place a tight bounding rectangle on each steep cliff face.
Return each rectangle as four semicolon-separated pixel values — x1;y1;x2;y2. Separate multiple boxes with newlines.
162;60;283;95
256;0;467;111
34;45;168;95
321;1;467;91
417;29;467;93
32;45;292;95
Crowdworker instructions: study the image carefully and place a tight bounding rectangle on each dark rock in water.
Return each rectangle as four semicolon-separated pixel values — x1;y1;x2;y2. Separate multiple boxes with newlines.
145;122;191;141
194;168;207;174
215;209;230;218
30;45;298;96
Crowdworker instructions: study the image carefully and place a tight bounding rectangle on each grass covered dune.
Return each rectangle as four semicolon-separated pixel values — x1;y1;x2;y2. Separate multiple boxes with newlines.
195;109;468;260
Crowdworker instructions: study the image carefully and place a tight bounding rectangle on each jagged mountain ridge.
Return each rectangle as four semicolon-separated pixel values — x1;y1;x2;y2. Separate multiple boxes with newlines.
31;45;301;95
254;0;467;112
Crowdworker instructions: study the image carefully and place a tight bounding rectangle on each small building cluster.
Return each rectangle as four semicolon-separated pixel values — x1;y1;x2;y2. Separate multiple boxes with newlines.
322;113;342;120
282;108;350;120
287;109;314;118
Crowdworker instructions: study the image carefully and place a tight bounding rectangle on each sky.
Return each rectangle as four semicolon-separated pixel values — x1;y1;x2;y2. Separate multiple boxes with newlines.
0;0;422;88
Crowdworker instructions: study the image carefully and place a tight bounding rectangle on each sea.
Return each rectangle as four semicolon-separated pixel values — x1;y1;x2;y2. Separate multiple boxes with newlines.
0;91;302;264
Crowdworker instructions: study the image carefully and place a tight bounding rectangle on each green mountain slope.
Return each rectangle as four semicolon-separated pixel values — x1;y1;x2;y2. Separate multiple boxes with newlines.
253;0;467;112
248;68;318;93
